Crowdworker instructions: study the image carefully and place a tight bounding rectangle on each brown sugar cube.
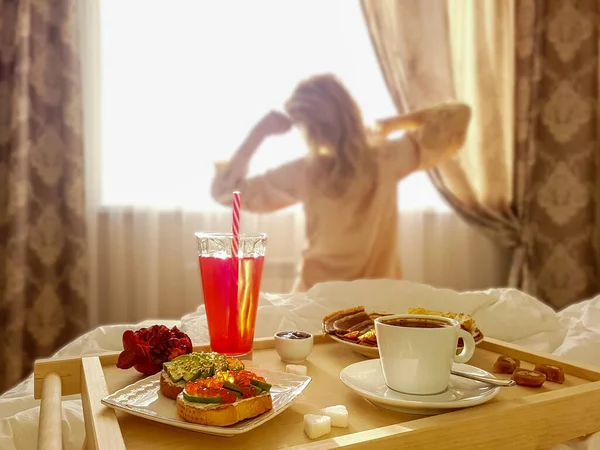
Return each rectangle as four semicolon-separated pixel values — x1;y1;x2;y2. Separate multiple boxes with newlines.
493;355;520;374
534;364;565;384
512;369;546;388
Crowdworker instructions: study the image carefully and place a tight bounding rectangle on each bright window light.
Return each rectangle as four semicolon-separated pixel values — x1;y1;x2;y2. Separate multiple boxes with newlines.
99;0;448;212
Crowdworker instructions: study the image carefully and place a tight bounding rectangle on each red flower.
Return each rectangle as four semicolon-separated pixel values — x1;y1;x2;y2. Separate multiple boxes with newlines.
116;325;193;375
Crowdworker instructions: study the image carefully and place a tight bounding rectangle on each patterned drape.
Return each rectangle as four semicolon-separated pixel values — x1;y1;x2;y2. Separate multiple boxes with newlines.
362;0;600;309
515;0;600;308
0;0;87;393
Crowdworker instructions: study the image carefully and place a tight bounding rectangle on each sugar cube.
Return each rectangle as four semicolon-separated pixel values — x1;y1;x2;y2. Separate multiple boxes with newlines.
319;405;348;427
286;364;307;376
303;414;331;439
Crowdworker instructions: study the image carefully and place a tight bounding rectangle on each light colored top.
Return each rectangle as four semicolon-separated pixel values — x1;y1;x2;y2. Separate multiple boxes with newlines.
211;103;471;291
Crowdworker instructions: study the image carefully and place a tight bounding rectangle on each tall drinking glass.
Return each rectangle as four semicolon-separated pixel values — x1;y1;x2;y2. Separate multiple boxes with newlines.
195;232;267;356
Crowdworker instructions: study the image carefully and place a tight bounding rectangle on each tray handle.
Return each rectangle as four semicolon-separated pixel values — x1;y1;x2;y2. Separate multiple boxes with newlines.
37;372;63;449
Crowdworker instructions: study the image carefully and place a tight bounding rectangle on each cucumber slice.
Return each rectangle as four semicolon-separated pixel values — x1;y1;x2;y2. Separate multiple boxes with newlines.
250;379;272;392
182;392;222;404
250;384;262;395
223;380;242;393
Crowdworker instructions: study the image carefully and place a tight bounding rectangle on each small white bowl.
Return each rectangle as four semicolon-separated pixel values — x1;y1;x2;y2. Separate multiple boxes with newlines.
273;331;314;363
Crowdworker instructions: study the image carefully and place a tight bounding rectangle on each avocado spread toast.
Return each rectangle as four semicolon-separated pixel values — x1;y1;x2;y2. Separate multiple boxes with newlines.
176;369;273;426
160;352;245;399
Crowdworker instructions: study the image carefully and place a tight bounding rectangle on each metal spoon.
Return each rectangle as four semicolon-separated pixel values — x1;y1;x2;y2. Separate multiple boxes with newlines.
451;370;515;387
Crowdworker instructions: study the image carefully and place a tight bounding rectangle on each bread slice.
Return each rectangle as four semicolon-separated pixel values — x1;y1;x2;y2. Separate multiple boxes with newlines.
160;371;186;400
176;392;273;427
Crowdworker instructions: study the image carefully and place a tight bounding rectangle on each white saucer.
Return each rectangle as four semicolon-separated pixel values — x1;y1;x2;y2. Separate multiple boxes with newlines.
339;359;500;415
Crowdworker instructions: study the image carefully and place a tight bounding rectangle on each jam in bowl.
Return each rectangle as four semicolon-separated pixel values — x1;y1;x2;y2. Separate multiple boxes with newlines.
274;330;314;363
275;331;312;340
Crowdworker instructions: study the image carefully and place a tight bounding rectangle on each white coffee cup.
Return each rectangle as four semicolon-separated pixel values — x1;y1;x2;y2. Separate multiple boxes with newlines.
374;314;476;395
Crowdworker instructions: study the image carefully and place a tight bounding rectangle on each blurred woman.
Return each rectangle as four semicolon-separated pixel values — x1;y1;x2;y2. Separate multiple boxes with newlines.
211;74;470;292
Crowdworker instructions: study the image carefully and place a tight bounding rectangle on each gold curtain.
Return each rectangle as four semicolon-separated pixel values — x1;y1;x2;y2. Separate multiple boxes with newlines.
361;0;521;272
515;0;600;308
0;0;87;392
362;0;600;308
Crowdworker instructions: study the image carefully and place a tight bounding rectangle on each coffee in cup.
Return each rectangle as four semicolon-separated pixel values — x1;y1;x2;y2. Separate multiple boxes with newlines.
374;314;476;395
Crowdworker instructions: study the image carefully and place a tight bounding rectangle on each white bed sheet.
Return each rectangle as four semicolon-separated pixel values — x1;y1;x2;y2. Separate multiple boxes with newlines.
2;279;600;449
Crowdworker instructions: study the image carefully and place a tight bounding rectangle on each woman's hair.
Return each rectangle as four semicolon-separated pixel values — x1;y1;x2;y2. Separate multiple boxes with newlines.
284;74;376;197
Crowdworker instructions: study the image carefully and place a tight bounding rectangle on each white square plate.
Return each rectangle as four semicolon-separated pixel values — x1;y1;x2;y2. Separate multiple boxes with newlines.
101;368;311;437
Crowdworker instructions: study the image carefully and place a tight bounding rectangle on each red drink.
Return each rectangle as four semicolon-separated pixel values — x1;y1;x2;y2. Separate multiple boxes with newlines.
199;254;265;356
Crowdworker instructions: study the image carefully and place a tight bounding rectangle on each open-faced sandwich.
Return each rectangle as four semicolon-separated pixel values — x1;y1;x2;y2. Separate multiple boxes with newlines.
176;369;273;426
160;352;245;400
322;306;483;348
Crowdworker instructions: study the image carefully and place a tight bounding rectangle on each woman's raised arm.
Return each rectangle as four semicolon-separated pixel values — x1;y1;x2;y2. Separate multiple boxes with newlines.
375;102;472;173
210;112;305;213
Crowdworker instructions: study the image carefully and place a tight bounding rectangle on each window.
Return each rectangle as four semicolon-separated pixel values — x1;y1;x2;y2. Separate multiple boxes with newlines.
99;0;448;211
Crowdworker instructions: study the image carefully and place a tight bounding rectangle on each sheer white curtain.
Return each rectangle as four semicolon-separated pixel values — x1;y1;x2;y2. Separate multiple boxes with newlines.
80;0;509;327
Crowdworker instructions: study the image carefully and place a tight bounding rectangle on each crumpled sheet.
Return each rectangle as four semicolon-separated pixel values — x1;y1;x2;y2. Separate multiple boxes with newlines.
2;280;600;449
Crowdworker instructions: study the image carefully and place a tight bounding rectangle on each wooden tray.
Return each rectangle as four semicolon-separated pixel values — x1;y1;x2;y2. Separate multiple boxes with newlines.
34;335;600;449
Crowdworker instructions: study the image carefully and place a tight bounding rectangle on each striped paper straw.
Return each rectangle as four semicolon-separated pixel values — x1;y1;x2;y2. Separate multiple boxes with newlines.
230;191;241;339
231;191;241;262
